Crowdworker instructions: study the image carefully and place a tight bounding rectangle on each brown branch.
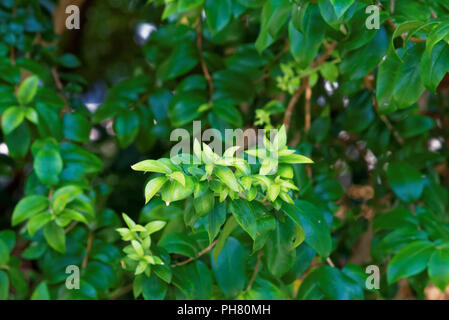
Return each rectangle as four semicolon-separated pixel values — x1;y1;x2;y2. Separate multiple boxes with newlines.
283;81;307;131
283;41;338;132
373;97;404;145
82;232;94;268
10;47;15;66
172;239;218;267
196;19;213;101
304;78;312;134
51;67;72;115
246;250;263;292
312;41;338;68
64;221;79;233
109;283;133;300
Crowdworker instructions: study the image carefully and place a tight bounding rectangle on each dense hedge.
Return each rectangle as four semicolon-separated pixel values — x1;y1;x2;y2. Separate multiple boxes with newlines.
0;0;448;300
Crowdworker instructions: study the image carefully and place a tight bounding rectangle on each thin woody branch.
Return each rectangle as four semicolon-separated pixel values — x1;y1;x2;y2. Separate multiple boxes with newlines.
196;18;213;101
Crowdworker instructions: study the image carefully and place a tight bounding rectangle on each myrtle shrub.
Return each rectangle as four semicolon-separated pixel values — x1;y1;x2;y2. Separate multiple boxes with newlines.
0;0;448;300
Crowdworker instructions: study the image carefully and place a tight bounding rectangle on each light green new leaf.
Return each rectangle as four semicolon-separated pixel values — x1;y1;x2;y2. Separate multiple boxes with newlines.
144;176;168;204
1;107;24;135
12;195;49;226
28;211;53;237
214;166;239;192
18;75;39;105
145;221;167;235
132;160;172;174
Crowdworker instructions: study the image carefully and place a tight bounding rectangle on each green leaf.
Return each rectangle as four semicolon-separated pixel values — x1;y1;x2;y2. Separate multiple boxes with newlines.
114;110;140;148
144;176;168;204
298;265;364;300
282;244;316;283
157;42;198;81
260;157;278;175
5;121;31;159
255;0;292;53
62;113;91;143
0;231;15;253
420;41;449;93
245;278;286;300
386;162;424;203
396;114;435;139
24;107;38;124
214;166;239;192
229;199;258;240
207;201;226;243
12;195;49;226
0;240;9;266
31;282;50;300
425;21;449;59
205;0;232;33
159;233;198;258
145;221;167;235
7;267;28;297
428;247;449;292
178;0;204;12
18;76;39;105
213;216;238;261
194;190;215;217
387;241;435;284
59;209;88;225
51;185;83;214
28;211;53;237
43;221;66;254
0;270;9;300
288;5;326;68
142;276;167;300
279;153;313;164
392;45;426;109
265;219;296;277
160;177;194;204
329;0;354;18
57;54;81;68
211;237;247;297
34;148;63;186
283;201;332;257
1;106;24;135
132;160;172;174
340;28;388;80
168;91;206;127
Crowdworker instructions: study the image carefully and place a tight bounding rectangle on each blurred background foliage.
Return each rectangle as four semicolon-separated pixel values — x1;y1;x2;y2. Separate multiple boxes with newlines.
0;0;449;300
